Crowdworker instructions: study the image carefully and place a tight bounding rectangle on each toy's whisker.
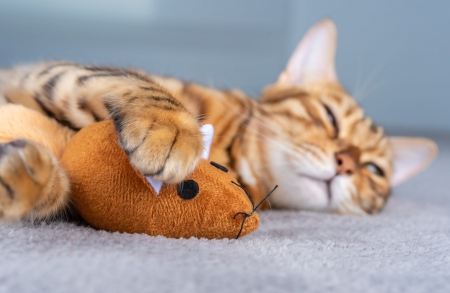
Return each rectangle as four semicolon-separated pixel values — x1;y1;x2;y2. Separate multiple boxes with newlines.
233;183;278;239
235;215;248;240
231;181;255;210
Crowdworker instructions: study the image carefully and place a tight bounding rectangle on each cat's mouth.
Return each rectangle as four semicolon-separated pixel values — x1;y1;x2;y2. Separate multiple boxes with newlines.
325;175;339;200
297;172;337;204
326;179;333;201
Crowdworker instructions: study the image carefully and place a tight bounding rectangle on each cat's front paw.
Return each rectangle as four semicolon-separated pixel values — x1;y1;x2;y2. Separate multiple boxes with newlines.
115;111;204;184
0;140;54;220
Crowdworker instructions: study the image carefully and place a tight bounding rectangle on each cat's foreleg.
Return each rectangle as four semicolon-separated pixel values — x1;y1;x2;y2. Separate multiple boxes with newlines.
2;63;204;184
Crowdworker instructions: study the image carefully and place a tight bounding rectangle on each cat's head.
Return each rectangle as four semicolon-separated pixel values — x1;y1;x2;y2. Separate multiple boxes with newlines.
258;19;437;214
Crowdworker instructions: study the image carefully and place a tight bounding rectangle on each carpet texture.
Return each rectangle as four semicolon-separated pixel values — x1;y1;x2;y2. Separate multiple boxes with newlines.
0;134;449;293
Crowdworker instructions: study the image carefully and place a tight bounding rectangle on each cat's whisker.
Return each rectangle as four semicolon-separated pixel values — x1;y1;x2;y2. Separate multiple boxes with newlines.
352;54;364;101
352;62;386;102
354;80;387;103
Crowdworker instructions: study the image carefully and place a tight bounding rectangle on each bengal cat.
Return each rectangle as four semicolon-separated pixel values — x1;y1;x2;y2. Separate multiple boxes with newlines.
0;19;437;220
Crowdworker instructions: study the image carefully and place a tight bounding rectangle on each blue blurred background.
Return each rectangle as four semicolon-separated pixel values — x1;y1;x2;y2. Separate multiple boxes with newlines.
0;0;449;133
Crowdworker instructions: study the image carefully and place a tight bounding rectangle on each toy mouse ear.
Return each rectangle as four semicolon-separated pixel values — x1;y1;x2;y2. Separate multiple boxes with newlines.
200;124;214;159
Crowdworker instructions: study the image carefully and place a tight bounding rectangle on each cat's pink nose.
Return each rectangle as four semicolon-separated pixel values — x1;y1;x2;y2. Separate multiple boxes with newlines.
335;152;356;175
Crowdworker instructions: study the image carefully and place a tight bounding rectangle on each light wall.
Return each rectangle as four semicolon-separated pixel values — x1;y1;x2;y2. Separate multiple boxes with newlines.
0;0;448;132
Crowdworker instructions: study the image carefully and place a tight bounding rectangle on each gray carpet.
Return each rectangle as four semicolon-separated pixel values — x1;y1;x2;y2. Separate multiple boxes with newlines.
1;134;449;293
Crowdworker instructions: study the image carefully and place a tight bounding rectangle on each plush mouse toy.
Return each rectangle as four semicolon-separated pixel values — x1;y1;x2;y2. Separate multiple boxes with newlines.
61;120;264;239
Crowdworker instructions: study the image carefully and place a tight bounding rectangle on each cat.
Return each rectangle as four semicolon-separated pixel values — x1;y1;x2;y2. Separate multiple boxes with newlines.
0;19;437;220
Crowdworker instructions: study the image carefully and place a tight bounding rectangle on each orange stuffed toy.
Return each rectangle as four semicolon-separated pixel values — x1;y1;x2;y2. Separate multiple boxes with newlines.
61;121;265;239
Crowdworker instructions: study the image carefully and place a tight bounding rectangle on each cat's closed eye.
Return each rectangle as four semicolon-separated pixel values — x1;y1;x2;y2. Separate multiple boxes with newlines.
323;104;339;138
364;163;385;177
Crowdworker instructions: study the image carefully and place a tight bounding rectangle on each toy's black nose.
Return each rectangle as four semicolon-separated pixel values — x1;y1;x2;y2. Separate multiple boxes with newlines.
177;180;199;200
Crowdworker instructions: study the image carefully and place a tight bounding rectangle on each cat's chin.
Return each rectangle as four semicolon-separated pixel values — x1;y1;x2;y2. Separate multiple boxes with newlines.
270;174;336;212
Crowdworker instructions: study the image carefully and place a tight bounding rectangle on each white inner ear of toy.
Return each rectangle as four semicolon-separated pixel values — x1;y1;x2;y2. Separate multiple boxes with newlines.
145;124;214;194
200;124;214;159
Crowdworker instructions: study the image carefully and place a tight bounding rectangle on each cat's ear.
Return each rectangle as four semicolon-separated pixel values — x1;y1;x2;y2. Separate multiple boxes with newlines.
277;19;338;86
389;137;438;187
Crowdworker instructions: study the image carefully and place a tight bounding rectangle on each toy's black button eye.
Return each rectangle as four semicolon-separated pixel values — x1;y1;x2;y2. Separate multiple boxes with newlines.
210;161;228;172
177;180;199;200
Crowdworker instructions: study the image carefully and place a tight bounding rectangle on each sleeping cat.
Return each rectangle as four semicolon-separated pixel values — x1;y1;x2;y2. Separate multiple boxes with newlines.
0;19;437;219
